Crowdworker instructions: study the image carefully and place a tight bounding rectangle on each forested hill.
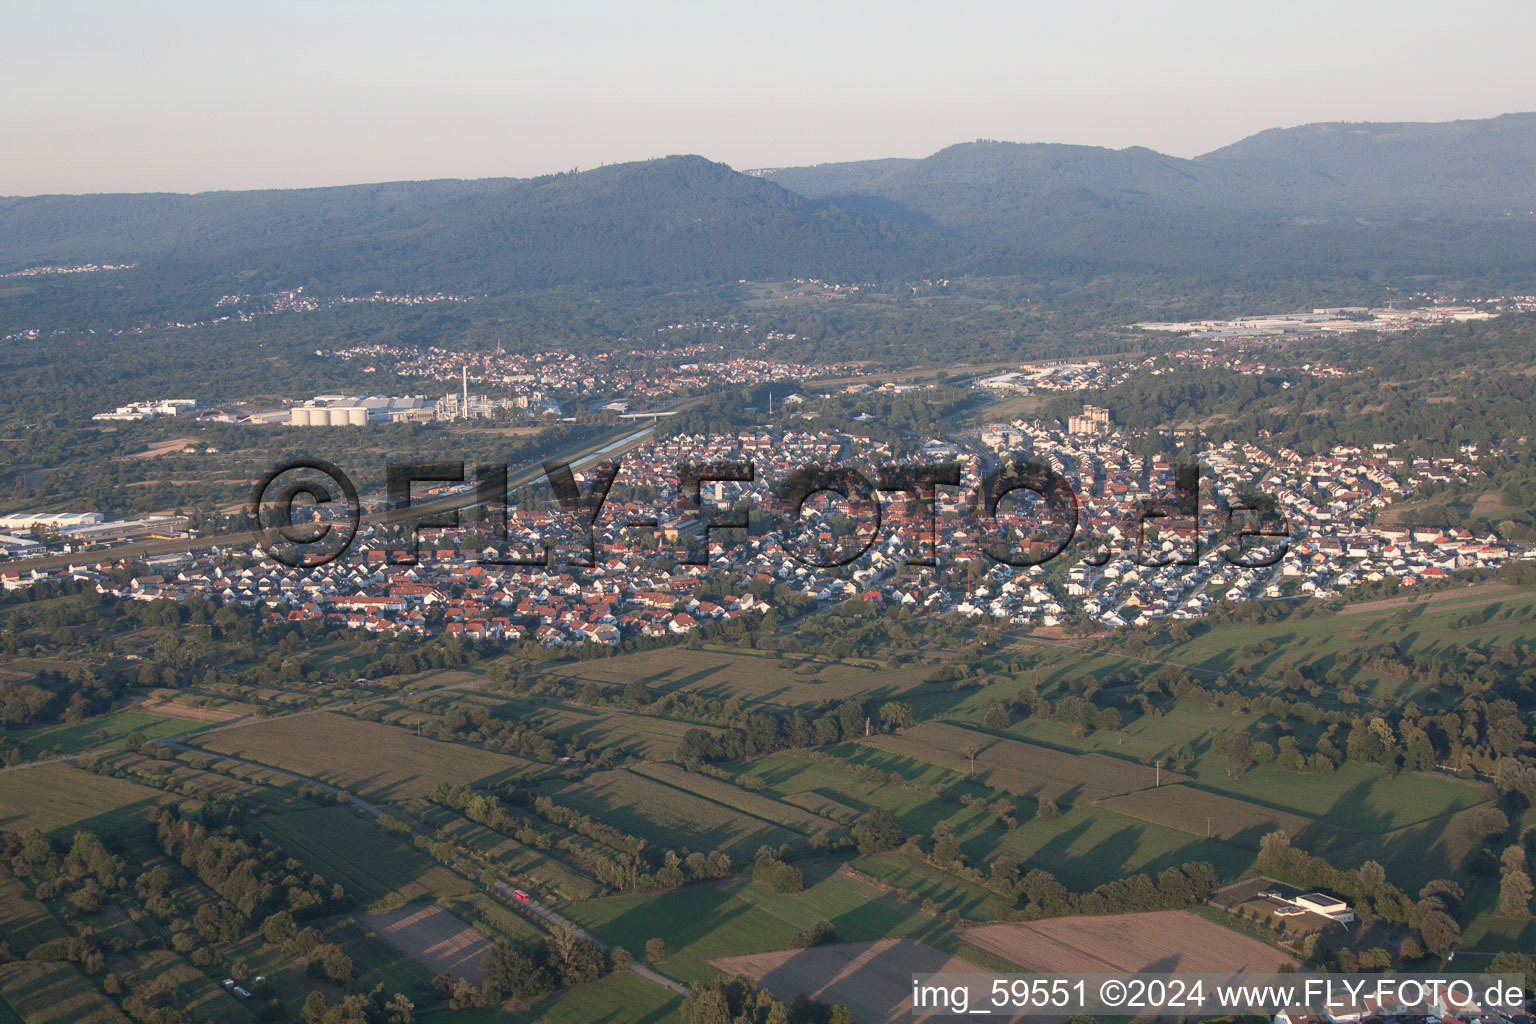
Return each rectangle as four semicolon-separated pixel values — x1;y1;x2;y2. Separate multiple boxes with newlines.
0;155;942;292
1197;112;1536;213
4;114;1536;301
762;113;1536;286
770;114;1536;219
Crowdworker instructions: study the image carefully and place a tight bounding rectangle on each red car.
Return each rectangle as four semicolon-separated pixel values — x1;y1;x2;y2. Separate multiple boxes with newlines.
512;889;531;903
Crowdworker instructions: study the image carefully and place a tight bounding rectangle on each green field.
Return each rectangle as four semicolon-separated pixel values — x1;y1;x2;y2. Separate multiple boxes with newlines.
195;712;539;801
1154;585;1536;700
541;770;804;863
480;970;681;1024
986;802;1256;889
409;801;602;901
1182;761;1485;834
223;915;440;1011
549;646;945;709
476;698;721;761
0;961;126;1024
563;863;941;985
630;762;834;833
255;805;472;906
1098;782;1340;849
444;890;546;944
735;750;999;837
0;763;168;835
851;850;1012;921
109;950;253;1023
98;750;293;810
859;721;1185;804
0;868;65;955
4;710;186;758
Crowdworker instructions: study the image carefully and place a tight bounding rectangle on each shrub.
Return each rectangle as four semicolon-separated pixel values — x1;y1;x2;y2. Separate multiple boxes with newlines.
792;920;838;948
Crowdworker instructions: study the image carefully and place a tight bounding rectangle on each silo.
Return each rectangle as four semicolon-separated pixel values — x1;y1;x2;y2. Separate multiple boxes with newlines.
344;406;368;426
290;407;313;426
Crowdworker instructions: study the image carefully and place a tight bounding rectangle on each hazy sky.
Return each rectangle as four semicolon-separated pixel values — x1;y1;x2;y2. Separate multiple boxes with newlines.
6;0;1536;195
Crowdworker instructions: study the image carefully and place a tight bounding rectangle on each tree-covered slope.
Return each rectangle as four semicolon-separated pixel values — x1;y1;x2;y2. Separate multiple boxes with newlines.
0;156;945;291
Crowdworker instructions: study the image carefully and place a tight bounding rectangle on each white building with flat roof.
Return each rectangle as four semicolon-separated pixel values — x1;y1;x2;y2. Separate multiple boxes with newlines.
1292;892;1354;923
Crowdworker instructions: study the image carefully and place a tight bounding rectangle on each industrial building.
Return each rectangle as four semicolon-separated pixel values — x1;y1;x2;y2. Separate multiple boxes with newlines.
287;395;434;426
92;398;198;422
0;512;106;531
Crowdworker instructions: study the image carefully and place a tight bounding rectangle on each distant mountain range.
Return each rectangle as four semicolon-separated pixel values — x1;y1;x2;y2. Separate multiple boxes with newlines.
3;113;1534;297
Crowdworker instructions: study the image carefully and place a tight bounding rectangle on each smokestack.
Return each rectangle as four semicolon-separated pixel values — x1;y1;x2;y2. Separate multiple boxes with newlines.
461;366;468;419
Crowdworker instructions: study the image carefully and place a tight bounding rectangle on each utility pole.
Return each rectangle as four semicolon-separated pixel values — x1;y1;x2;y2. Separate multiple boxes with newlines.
1155;758;1162;787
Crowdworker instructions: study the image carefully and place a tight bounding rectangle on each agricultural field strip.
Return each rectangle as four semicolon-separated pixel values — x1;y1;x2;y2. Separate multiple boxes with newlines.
628;762;834;833
408;791;646;890
78;717;692;1001
0;961;129;1024
526;703;723;758
961;910;1295;974
780;791;860;824
192;711;539;801
0;867;66;952
711;938;983;1024
857;721;1186;804
254;807;468;906
1096;785;1344;845
856;851;1010;921
546;770;803;861
548;647;939;708
360;904;492;985
0;762;171;834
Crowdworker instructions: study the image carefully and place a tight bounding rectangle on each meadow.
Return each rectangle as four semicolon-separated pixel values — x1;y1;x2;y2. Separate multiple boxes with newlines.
0;961;126;1024
735;750;1000;836
467;697;721;761
1097;782;1340;849
983;803;1256;890
859;721;1184;804
541;770;804;863
254;805;472;907
548;646;944;709
486;971;682;1024
408;801;602;901
1181;760;1486;834
0;868;65;954
0;763;167;835
630;762;835;833
1155;586;1536;701
851;851;1012;921
562;862;943;985
3;709;185;758
194;712;539;801
107;950;252;1023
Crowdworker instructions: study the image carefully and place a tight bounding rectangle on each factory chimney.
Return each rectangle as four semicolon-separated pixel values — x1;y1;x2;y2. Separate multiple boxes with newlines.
461;366;469;419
